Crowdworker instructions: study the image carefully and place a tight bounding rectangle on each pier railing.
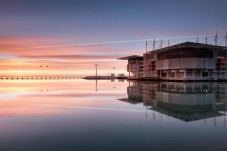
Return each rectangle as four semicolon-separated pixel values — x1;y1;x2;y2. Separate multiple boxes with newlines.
0;76;84;80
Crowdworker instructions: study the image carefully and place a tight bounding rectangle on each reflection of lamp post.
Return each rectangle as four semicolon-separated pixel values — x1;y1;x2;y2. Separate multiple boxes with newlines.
95;79;98;91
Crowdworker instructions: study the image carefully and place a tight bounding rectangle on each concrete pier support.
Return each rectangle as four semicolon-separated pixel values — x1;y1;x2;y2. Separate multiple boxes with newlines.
200;70;203;79
192;70;195;80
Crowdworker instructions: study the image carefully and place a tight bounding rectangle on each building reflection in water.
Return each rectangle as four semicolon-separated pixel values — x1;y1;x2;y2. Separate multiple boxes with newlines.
119;81;227;123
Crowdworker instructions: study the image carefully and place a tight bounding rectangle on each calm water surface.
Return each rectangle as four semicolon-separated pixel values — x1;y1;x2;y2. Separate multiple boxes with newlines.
0;79;227;151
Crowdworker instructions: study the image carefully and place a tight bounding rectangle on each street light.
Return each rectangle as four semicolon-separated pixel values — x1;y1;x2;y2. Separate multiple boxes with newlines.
95;64;98;78
113;67;116;77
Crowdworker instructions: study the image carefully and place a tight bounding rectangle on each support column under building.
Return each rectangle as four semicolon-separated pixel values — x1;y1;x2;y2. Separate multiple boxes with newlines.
201;70;203;79
184;70;186;79
192;70;195;80
208;71;211;79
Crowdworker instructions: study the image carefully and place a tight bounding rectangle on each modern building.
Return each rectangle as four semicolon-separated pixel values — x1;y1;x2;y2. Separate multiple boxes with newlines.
119;42;227;81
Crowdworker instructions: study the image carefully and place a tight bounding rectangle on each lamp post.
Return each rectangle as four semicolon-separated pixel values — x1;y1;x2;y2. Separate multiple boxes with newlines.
113;67;115;77
95;64;98;78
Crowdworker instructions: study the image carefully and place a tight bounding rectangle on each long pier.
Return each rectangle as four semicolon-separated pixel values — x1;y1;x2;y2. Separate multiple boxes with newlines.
83;76;127;80
0;76;84;80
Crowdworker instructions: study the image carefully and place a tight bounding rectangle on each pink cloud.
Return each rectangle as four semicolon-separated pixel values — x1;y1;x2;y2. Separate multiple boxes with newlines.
0;35;132;76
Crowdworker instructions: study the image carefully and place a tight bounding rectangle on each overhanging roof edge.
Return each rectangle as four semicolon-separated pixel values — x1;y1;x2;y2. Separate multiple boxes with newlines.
117;55;143;60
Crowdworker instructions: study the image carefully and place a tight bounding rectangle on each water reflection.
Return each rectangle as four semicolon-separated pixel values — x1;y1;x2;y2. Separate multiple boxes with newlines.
120;81;227;123
0;80;227;151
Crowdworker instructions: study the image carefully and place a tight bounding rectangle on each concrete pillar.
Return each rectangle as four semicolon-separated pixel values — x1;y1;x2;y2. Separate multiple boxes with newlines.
184;70;186;79
192;70;195;80
154;100;157;107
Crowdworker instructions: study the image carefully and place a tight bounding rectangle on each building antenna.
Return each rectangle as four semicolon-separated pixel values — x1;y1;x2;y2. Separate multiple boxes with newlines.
205;35;208;44
215;32;218;45
196;36;199;43
153;38;156;50
225;33;227;47
168;39;170;47
146;41;147;54
145;41;148;77
160;39;163;48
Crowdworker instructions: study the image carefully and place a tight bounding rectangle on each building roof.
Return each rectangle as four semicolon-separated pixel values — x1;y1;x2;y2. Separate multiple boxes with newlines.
149;41;227;54
118;55;143;60
118;42;227;60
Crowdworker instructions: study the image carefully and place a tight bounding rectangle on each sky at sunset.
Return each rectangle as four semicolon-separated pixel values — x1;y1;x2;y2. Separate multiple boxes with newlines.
1;0;227;76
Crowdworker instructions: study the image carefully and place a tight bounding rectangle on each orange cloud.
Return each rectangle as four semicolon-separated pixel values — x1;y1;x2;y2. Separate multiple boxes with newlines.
0;35;134;76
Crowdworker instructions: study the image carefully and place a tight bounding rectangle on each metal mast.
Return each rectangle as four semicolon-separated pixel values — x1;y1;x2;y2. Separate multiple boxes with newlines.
145;41;148;77
160;39;163;48
146;41;147;54
215;32;218;45
153;38;156;50
225;33;227;47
